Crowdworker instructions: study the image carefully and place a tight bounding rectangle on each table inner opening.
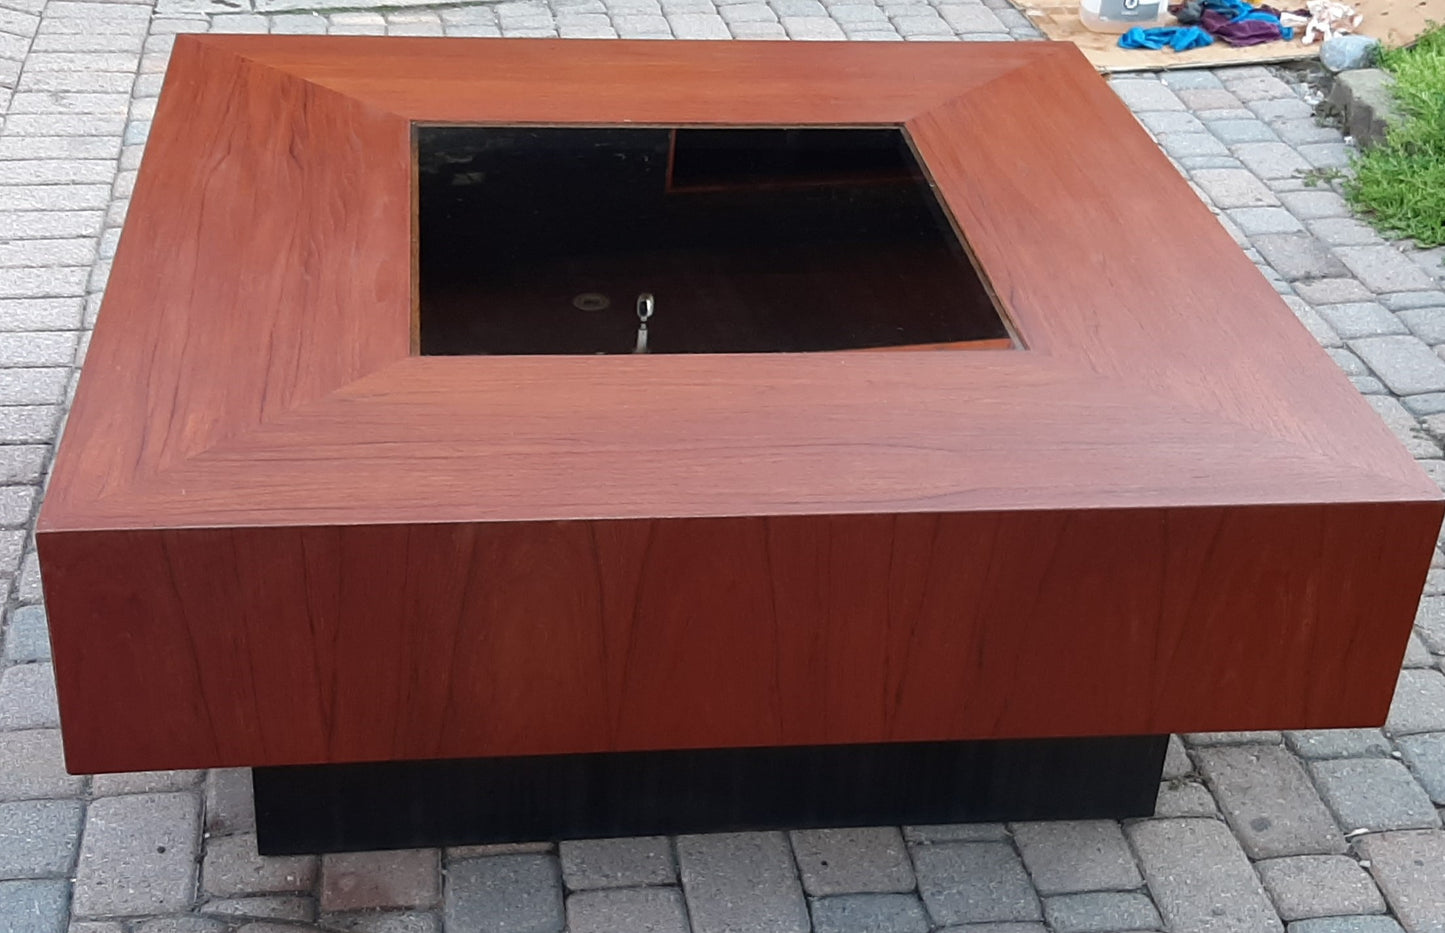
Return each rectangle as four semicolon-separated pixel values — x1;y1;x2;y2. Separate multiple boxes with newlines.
416;125;1012;356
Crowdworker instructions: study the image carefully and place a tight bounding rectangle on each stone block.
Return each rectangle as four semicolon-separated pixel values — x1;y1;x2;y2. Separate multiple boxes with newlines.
72;793;201;917
0;730;83;801
1197;745;1345;857
1316;302;1407;338
1042;892;1160;933
913;842;1040;926
676;833;807;933
1354;831;1445;933
1311;758;1440;832
566;887;688;933
445;855;563;933
1397;733;1445;805
0;664;59;731
202;833;316;896
1010;821;1139;894
0;799;82;879
321;850;439;911
0;879;67;933
790;827;913;895
1386;669;1445;736
558;837;674;890
1130;818;1281;933
1256;855;1386;919
810;893;930;933
1252;233;1348;281
1286;729;1392;760
1192;168;1280;208
1352;337;1445;395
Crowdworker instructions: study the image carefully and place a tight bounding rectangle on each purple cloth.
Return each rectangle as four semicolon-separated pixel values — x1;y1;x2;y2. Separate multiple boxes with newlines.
1200;8;1287;44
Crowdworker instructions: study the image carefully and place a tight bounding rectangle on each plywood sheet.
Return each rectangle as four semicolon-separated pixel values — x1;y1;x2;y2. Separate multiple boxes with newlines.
1015;0;1437;72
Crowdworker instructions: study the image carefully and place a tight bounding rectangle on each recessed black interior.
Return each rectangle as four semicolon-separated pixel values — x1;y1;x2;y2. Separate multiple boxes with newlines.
416;126;1010;356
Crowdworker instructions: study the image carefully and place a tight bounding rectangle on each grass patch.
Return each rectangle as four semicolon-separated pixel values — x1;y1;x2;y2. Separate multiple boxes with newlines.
1345;24;1445;246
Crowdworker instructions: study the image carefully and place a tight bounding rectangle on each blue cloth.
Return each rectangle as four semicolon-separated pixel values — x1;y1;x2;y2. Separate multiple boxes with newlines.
1118;25;1215;50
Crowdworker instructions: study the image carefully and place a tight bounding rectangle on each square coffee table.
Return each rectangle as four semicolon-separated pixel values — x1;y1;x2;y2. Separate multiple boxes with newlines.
38;37;1442;852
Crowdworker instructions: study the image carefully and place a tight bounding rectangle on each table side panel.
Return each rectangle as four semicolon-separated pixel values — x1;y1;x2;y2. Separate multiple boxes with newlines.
40;500;1439;773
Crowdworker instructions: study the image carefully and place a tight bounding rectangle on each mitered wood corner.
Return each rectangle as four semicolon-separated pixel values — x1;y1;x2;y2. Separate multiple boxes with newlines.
39;37;1442;774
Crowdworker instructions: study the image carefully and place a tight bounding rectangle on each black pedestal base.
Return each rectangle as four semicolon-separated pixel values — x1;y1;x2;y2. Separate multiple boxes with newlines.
253;735;1166;855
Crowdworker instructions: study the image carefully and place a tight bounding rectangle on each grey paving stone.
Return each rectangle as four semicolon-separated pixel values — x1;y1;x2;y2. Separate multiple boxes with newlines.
0;407;58;444
204;768;254;836
1338;245;1439;294
1354;375;1390;394
1397;733;1445;804
1163;69;1226;89
1042;891;1160;933
677;832;807;933
1315;303;1407;338
791;827;913;895
72;793;201;917
1310;217;1386;247
559;837;674;890
1178;88;1242;111
1252;233;1349;281
322;850;439;911
1163;735;1193;779
1279;189;1352;220
913;842;1041;925
1207;119;1280;144
1300;143;1353;169
1186;731;1284;746
1282;295;1342;347
1407;632;1436;667
1256;855;1385;920
0;664;59;730
1157;779;1220;817
1233;141;1313;179
1222;70;1296;102
137;920;228;933
1382;291;1445;313
318;911;436;933
902;823;1008;843
937;4;1006;31
202;833;316;896
1197;745;1345;857
0;879;67;933
1160;133;1231;159
1010;821;1139;894
1295;277;1375;305
1352;337;1445;395
1399;307;1445;346
0;800;82;879
1364;395;1440;458
5;606;51;662
1273;118;1343;145
445;855;563;933
0;730;82;801
1229;207;1303;235
1137;110;1207;135
90;770;202;796
1354;831;1445;933
810;893;930;933
1110;78;1185;111
1286;729;1392;759
1129;818;1282;933
566;887;688;933
202;895;315;922
1287;918;1404;933
1311;759;1440;832
1193;168;1280;208
1386;669;1445;736
933;925;1048;933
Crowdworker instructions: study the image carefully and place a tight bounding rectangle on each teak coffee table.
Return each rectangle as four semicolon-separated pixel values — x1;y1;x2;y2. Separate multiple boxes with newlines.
38;37;1443;854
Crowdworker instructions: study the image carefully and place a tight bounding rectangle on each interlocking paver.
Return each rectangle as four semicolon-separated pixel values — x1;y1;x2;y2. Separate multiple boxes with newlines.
0;663;59;730
72;793;200;917
1010;821;1139;894
676;832;807;933
1354;831;1445;933
0;799;82;879
1353;337;1445;396
202;834;316;897
0;730;83;801
1397;733;1445;805
1286;729;1392;760
1129;818;1283;933
1256;855;1386;919
1198;745;1345;857
790;827;913;895
322;850;439;912
913;842;1041;926
810;893;930;933
1042;892;1160;933
558;836;674;890
444;855;563;933
1386;669;1445;736
1312;758;1441;832
0;879;68;933
566;887;688;933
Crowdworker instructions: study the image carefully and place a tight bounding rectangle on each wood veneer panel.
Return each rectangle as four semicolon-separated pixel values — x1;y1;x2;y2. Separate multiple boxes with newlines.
43;501;1436;772
38;37;1443;772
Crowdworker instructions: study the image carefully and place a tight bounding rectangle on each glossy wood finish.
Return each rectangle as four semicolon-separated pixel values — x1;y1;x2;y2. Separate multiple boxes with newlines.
39;38;1443;773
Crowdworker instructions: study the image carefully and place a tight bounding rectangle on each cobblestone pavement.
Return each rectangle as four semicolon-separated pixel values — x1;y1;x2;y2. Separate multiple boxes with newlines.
2;0;1445;929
